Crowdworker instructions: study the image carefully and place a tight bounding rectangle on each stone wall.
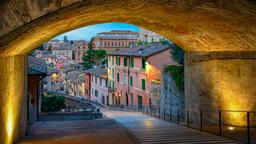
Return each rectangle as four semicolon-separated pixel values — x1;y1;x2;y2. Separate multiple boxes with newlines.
0;55;27;144
185;52;256;126
149;80;161;108
160;72;185;116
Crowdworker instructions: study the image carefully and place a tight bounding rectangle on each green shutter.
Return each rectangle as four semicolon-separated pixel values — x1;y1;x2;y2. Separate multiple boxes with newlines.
142;79;146;90
130;57;134;68
105;79;108;87
130;76;133;86
124;57;127;66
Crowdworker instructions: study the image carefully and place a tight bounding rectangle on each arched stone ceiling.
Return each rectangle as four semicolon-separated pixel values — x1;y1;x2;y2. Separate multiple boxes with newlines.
0;0;256;56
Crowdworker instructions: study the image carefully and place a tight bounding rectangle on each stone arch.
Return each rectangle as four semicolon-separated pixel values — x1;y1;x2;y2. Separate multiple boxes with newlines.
0;0;256;143
0;0;256;56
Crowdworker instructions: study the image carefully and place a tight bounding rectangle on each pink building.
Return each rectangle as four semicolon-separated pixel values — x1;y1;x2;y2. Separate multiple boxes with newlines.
85;68;109;105
108;42;177;109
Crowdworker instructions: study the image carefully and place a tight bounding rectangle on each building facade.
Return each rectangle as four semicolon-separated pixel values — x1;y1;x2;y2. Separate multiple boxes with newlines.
52;45;73;60
84;73;91;100
74;40;88;63
93;30;139;51
28;56;47;123
108;43;177;109
139;28;168;43
85;68;109;105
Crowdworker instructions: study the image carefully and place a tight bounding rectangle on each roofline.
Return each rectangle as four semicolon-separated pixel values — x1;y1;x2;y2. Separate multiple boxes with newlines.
28;67;47;74
108;47;170;58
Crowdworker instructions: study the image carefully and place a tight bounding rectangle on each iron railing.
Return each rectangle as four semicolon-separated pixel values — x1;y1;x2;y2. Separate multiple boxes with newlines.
121;105;255;144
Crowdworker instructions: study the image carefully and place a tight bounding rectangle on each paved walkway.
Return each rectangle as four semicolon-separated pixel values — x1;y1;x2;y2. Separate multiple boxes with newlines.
19;110;239;144
19;118;138;144
105;110;239;144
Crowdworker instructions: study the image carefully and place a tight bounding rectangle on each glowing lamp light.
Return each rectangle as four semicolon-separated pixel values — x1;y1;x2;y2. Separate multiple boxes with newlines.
228;126;235;131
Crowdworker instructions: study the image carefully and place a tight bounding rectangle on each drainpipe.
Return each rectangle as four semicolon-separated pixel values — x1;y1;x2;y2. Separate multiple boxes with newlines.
127;56;130;106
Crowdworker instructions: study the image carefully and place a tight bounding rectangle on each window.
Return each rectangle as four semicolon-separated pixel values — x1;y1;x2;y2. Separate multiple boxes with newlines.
116;57;120;65
130;76;133;86
92;76;94;82
95;77;97;84
100;78;102;86
112;56;114;65
105;79;108;87
142;58;147;69
91;88;94;95
142;78;146;91
111;81;115;90
124;57;127;67
95;90;98;97
117;73;120;82
130;57;134;68
124;73;127;84
85;88;88;95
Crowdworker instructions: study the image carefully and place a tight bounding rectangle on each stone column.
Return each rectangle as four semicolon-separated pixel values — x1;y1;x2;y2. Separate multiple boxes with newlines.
0;55;27;144
185;52;256;126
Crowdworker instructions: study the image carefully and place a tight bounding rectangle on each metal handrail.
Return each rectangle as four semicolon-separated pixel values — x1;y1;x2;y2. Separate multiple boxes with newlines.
117;105;255;144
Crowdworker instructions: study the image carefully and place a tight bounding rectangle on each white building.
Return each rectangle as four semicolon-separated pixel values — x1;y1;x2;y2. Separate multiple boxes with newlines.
52;45;74;60
139;28;168;43
85;68;109;105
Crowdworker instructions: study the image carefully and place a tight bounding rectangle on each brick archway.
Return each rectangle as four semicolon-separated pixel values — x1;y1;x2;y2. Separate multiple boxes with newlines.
0;0;256;143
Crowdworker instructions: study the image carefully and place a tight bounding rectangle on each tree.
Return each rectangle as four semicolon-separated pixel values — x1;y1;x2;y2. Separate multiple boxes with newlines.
161;40;184;65
82;38;107;69
41;94;65;112
63;35;68;43
82;39;95;69
162;40;185;90
94;50;107;63
47;44;52;52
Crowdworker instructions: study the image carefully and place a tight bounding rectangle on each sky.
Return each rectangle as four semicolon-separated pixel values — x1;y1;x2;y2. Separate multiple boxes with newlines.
54;22;140;41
